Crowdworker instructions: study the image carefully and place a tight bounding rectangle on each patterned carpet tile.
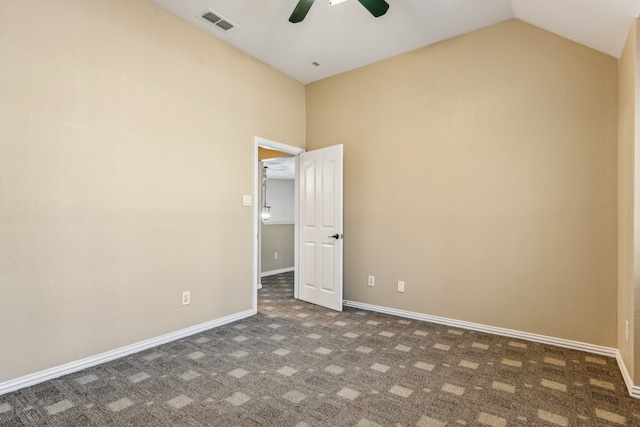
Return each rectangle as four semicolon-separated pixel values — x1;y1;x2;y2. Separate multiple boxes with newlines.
1;272;639;426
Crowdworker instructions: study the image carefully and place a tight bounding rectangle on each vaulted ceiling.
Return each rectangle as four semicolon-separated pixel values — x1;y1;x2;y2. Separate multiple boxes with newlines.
151;0;640;84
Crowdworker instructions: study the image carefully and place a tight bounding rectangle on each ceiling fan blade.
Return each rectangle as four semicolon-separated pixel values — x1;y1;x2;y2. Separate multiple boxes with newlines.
289;0;315;23
356;0;389;17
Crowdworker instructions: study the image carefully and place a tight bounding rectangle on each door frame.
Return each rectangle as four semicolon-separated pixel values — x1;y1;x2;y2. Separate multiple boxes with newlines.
252;136;304;312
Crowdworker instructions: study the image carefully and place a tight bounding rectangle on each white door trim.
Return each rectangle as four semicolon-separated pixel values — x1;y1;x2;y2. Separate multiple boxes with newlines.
253;137;304;312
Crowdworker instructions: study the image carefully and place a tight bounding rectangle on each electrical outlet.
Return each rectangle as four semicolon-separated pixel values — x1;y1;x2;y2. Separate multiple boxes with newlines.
274;252;279;260
626;320;630;341
182;291;190;306
398;281;405;293
368;275;375;287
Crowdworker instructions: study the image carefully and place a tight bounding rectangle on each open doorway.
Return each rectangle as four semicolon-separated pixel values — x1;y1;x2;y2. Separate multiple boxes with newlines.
260;155;295;284
252;137;304;312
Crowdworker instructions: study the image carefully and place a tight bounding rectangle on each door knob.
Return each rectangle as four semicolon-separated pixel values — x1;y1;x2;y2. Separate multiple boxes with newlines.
329;234;340;239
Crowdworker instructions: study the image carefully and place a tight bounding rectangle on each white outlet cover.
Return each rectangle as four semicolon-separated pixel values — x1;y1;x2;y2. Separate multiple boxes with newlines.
242;195;252;206
626;320;630;341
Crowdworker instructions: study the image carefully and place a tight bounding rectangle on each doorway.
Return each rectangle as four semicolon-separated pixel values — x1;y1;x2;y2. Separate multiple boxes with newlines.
252;137;304;312
259;156;295;284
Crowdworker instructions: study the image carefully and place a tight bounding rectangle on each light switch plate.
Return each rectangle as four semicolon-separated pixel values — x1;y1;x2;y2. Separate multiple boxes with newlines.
242;195;252;206
398;281;405;293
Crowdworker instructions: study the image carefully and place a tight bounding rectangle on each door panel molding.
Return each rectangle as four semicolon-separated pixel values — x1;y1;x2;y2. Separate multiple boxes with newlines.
298;144;344;311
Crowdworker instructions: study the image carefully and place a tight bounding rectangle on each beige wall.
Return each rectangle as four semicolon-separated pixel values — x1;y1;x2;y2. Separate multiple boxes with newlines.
618;19;636;382
261;225;295;274
307;19;618;346
619;19;640;383
0;0;305;379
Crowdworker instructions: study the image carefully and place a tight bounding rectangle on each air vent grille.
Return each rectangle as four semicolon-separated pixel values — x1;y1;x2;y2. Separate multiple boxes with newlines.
198;9;237;32
215;20;234;31
201;11;221;25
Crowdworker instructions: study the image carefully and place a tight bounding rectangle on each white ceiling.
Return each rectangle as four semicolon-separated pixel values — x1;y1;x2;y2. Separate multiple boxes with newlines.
263;156;295;180
150;0;640;84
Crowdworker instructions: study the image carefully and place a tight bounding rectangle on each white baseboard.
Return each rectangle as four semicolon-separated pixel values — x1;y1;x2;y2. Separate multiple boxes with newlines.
260;267;294;277
0;309;255;396
344;300;639;399
615;351;640;398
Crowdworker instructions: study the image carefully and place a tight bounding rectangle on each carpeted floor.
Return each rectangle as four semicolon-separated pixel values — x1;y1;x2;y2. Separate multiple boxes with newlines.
1;271;639;426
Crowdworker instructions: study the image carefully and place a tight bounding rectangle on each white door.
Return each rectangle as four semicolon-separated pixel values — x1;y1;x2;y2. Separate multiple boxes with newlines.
298;145;343;311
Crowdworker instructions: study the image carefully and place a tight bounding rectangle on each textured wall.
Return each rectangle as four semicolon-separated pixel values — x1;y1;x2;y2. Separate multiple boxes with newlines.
264;179;295;224
261;225;295;274
0;0;305;379
307;19;618;346
618;19;640;383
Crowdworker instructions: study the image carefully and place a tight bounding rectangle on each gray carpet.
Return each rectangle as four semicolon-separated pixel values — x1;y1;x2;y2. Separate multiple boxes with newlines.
1;271;639;426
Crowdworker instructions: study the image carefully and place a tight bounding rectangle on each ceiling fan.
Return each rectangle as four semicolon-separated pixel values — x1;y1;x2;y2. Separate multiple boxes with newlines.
289;0;389;23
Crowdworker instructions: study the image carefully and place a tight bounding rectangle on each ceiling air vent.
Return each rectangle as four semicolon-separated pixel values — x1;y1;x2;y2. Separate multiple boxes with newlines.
198;9;237;32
